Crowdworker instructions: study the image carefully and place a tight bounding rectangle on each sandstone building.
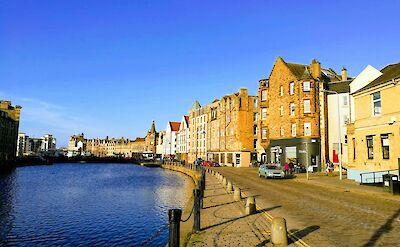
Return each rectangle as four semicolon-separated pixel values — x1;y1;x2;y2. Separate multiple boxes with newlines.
257;57;346;170
0;100;21;166
347;63;400;182
188;101;208;163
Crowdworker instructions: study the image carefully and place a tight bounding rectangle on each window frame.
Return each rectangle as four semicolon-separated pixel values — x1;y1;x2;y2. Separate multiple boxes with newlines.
261;128;267;140
304;122;311;136
261;90;267;101
290;103;295;116
289;82;295;95
303;81;311;92
291;124;296;137
261;108;267;120
381;134;389;159
366;135;374;159
372;92;381;116
303;99;311;114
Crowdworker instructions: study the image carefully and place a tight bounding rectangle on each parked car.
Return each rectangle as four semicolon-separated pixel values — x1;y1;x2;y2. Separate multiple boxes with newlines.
202;161;220;167
258;164;286;178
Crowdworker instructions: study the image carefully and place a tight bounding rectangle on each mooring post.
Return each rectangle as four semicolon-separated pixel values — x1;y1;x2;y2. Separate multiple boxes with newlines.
168;209;182;247
193;189;201;232
271;217;288;246
233;186;241;201
245;196;256;215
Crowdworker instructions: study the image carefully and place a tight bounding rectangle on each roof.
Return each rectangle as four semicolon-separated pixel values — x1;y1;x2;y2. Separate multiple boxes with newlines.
326;79;353;93
274;57;342;82
184;116;189;125
191;100;201;110
354;63;400;94
169;122;181;131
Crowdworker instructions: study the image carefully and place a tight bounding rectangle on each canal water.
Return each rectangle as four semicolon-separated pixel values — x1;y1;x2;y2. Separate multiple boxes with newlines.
0;163;192;246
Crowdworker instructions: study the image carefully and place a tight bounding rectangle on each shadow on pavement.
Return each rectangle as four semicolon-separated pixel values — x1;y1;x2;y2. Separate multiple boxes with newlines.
201;205;281;231
257;205;281;213
362;208;400;247
288;225;320;244
203;201;237;209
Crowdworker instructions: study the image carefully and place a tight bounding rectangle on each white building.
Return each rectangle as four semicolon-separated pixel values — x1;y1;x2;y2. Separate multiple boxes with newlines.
156;131;166;157
176;116;190;161
16;133;57;156
163;122;180;158
41;134;56;152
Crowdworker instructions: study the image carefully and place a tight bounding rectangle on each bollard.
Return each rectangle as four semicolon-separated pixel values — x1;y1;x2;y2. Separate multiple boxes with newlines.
245;196;256;215
233;186;241;201
168;209;182;247
271;217;288;246
193;189;201;232
226;181;233;192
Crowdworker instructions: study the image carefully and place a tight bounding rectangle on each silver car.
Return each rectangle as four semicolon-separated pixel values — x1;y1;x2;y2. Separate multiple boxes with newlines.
258;164;285;178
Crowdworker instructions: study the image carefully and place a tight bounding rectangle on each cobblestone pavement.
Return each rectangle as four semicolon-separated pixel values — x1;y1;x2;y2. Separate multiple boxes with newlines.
187;173;288;247
212;167;400;247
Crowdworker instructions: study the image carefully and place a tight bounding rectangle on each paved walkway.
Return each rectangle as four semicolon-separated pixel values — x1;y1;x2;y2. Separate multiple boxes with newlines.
187;172;301;247
211;167;400;247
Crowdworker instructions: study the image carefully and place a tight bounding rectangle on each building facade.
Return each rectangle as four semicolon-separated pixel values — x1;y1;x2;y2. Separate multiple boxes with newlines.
257;57;343;170
163;121;180;158
206;88;257;167
188;101;208;163
347;63;400;182
176;116;190;162
0;100;22;165
17;133;57;156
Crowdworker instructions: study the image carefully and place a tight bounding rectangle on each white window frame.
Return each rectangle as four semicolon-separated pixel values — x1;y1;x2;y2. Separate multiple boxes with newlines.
290;103;295;116
304;122;311;136
291;124;296;137
261;90;267;101
372;92;381;116
262;108;267;120
280;86;283;96
280;126;284;136
303;81;310;92
290;82;295;95
280;105;284;116
304;99;311;113
262;128;267;140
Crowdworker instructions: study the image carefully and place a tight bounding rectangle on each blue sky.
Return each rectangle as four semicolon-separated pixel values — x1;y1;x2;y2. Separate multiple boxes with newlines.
1;0;399;147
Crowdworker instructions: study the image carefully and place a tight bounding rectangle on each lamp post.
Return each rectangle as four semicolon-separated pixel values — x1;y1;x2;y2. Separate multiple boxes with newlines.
323;89;343;180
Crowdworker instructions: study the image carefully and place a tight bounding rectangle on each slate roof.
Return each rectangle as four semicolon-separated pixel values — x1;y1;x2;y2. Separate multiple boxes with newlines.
326;79;353;94
354;63;400;94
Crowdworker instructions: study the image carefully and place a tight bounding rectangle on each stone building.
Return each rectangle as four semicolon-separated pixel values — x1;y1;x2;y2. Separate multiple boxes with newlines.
347;62;400;182
0;100;21;165
188;101;208;163
257;57;344;170
144;120;158;155
206;88;257;167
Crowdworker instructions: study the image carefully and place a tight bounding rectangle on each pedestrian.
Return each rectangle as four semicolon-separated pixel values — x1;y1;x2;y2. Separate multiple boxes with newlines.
284;162;289;176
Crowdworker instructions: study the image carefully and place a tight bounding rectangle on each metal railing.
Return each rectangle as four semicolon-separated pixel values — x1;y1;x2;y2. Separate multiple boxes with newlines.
360;169;399;185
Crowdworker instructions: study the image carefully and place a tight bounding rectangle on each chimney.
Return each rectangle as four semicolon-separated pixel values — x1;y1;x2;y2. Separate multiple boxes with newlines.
341;67;348;81
239;88;248;96
310;59;321;79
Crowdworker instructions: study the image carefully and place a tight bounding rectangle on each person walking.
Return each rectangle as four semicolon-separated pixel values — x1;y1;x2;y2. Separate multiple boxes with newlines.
284;162;289;177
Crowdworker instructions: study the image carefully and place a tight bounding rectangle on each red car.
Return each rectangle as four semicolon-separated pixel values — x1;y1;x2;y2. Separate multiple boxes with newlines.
203;161;220;167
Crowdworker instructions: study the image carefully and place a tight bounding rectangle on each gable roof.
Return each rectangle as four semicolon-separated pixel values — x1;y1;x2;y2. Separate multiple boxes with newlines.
169;122;181;132
354;63;400;94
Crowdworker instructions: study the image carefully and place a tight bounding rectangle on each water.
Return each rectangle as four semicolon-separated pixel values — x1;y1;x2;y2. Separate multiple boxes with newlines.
0;163;192;246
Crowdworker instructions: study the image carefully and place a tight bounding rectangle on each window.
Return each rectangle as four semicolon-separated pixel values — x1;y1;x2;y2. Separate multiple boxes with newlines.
291;124;296;137
366;136;374;159
253;112;258;122
280;86;283;96
303;100;311;113
253;126;258;135
280;106;284;116
253;99;258;108
211;108;217;120
303;81;310;92
352;138;356;160
261;90;267;101
290;82;295;95
262;108;267;120
290;103;295;116
304;122;311;136
280;126;284;136
262;128;267;140
253;139;257;149
372;92;381;116
381;134;389;159
343;95;348;106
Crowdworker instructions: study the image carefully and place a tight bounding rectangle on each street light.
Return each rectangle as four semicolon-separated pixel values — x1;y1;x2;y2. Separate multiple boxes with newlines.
323;89;343;180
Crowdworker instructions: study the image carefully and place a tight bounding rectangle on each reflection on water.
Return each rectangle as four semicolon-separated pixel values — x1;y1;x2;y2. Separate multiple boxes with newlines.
0;163;191;246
